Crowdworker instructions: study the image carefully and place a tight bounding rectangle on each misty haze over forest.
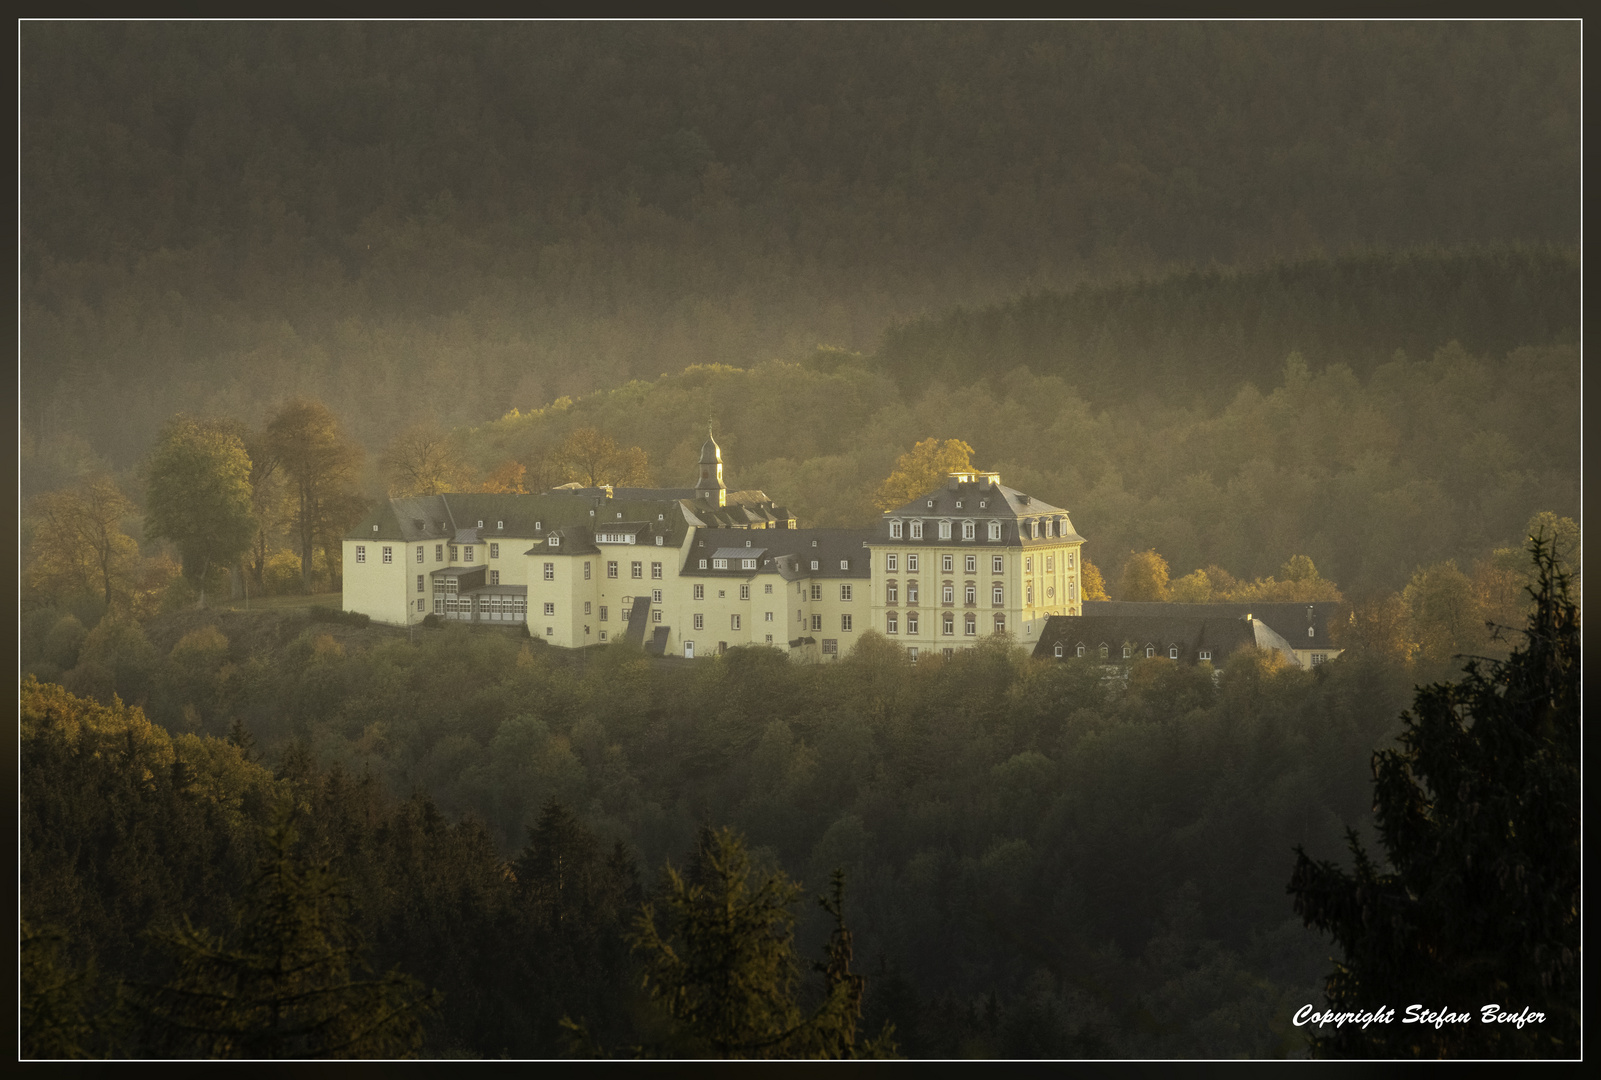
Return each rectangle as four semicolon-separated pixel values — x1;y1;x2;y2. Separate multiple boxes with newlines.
20;22;1579;1060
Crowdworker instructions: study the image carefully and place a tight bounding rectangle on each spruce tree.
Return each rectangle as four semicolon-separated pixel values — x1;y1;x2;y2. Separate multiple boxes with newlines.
1288;538;1579;1057
126;803;438;1058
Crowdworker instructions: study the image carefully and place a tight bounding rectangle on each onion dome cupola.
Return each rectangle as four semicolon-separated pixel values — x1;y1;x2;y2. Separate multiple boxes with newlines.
695;426;726;507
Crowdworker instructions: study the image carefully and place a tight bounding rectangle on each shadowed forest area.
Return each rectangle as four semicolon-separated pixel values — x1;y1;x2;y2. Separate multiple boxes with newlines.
20;21;1580;1059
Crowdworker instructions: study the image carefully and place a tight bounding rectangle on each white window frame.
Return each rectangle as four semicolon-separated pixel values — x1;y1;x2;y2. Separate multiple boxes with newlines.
887;553;898;572
544;562;555;581
886;612;899;634
490;543;500;559
382;546;393;564
840;584;853;601
841;614;853;632
910;520;924;540
938;520;952;540
988;521;1002;541
355;545;366;563
889;520;903;539
992;555;1004;574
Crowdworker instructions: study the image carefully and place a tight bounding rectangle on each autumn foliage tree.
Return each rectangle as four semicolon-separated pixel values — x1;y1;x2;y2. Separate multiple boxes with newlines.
1118;549;1172;601
874;438;975;511
24;476;144;615
380;422;465;497
264;399;366;588
1288;538;1579;1058
558;428;651;488
143;417;257;605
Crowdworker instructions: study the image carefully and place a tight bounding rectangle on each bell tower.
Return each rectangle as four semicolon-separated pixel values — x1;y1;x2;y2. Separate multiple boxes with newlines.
695;426;726;507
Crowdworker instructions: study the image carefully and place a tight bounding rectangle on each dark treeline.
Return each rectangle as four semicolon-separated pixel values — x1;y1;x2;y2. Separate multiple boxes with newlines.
23;605;1421;1057
22;23;1579;463
875;246;1578;408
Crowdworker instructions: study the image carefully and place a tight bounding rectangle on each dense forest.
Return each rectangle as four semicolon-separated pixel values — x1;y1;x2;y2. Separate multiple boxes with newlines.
20;22;1580;1059
21;22;1579;465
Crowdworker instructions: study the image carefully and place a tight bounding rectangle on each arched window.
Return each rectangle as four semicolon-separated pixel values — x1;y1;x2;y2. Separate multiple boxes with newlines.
962;520;976;540
938;520;952;540
1169;645;1179;659
910;520;924;540
1054;643;1064;658
1076;643;1085;657
1146;645;1154;658
988;521;1002;541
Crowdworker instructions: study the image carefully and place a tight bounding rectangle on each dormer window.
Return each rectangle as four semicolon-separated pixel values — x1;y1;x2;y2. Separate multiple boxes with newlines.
549;536;560;548
812;540;818;547
498;521;504;529
811;560;819;570
910;520;924;540
955;500;963;509
962;521;976;540
478;520;484;528
536;521;541;531
979;500;987;509
938;520;952;540
840;560;849;570
617;512;623;519
890;520;903;539
746;539;752;547
927;500;934;508
1054;643;1063;658
988;521;1002;541
1169;645;1179;659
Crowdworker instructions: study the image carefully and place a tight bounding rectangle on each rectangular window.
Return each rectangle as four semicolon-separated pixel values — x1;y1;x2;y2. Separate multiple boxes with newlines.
418;599;426;612
938;521;952;540
886;612;898;634
584;561;591;580
416;546;424;563
632;561;643;579
841;614;853;632
907;581;919;604
1045;555;1054;572
355;545;366;563
811;614;823;631
907;554;920;573
694;614;704;630
417;574;425;593
652;589;662;603
962;521;975;540
764;583;773;594
993;585;1004;605
739;558;755;570
822;639;838;655
544;602;555;616
965;555;977;573
765;634;773;644
740;584;750;600
607;561;619;579
514;598;526;617
653;610;662;623
988;521;1001;541
731;614;741;630
910;520;923;540
942;554;953;572
434;595;444;614
600;631;608;641
490;570;500;585
810;583;822;601
463;546;473;562
1026;583;1034;604
764;611;774;622
886;582;899;604
1200;650;1213;661
965;584;976;605
942;612;954;635
694;584;705;600
906;612;919;635
890;521;903;539
942;584;955;604
992;555;1004;574
491;543;500;559
544;562;555;581
908;646;918;662
699;560;708;569
1025;556;1032;573
1311;653;1327;665
600;606;609;622
840;584;852;601
994;614;1006;634
584;601;592;615
449;545;458;562
436;544;444;562
713;558;728;570
965;613;976;635
887;553;898;572
652;562;663;579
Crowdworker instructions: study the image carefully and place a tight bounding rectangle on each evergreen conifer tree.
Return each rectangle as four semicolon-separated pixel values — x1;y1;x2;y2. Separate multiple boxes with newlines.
1288;537;1579;1058
126;803;439;1058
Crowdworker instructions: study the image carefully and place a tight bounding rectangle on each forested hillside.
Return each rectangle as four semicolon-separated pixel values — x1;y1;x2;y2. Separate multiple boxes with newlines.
22;612;1417;1057
22;23;1578;464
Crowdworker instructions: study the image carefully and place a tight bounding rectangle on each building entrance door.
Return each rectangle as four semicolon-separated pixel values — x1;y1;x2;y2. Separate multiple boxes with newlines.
684;641;694;658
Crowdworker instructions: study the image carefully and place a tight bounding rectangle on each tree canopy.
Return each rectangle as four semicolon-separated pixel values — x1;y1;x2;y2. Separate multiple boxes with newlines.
144;416;257;598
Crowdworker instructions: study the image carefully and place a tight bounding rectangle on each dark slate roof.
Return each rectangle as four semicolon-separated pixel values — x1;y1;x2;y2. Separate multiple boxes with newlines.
683;528;873;578
1033;614;1261;665
1083;601;1341;648
879;474;1082;547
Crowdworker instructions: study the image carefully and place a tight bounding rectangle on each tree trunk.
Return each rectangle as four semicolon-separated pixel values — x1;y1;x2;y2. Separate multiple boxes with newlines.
231;561;246;600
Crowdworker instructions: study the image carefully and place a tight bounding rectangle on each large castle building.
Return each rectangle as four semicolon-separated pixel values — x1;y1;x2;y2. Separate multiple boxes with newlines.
342;432;1084;660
